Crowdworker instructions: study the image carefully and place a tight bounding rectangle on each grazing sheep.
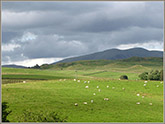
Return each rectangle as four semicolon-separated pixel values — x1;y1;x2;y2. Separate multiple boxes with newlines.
144;81;148;83
97;86;99;88
23;81;26;83
74;79;76;81
107;85;109;88
160;82;163;84
98;89;101;92
137;94;140;96
104;98;109;101
59;79;62;81
88;81;90;83
83;102;87;105
64;79;66;81
149;103;152;105
157;85;159;87
93;93;96;95
74;103;78;106
85;86;89;88
77;80;80;82
112;87;115;89
142;96;144;98
122;88;125;90
136;102;140;105
144;84;146;86
84;81;87;83
91;100;93;103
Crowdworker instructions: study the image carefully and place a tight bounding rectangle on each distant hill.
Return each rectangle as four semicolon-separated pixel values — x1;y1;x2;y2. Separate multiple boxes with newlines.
41;57;163;71
2;64;26;68
52;48;163;64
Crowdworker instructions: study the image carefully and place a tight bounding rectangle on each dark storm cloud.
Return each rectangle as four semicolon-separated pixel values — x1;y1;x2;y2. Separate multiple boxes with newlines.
2;1;164;63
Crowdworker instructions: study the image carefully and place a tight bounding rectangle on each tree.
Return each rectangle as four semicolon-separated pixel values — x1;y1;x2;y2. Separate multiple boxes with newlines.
139;72;148;80
2;102;12;122
159;70;163;81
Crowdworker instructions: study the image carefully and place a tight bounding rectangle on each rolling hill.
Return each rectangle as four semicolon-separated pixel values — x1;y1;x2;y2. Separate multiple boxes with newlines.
52;48;163;64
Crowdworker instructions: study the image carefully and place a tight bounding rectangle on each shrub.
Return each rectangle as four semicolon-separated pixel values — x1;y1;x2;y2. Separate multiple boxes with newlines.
138;72;148;80
120;75;128;80
18;110;68;122
2;102;12;122
159;70;163;81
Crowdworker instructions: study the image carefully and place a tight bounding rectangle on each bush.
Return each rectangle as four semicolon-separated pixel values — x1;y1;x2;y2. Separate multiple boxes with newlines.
138;72;148;80
139;70;163;81
18;110;68;122
2;102;12;122
120;75;128;80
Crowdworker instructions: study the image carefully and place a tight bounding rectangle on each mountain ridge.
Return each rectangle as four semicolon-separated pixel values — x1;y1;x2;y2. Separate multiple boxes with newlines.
52;47;163;64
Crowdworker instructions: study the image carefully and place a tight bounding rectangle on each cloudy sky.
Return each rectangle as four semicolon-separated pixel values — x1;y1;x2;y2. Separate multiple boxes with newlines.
2;1;164;67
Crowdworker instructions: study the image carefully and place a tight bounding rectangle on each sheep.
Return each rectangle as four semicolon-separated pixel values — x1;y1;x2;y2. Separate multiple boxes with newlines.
122;88;125;90
144;84;146;86
137;94;140;96
88;81;90;83
157;85;159;87
97;86;99;88
23;81;26;83
160;82;163;84
74;79;76;81
142;96;144;98
104;98;109;101
64;79;66;81
85;86;89;88
91;100;93;103
93;93;96;95
83;102;87;105
149;103;152;105
77;80;80;83
107;85;109;88
136;102;140;105
74;103;78;106
112;87;115;89
84;81;87;83
144;81;148;83
98;89;101;92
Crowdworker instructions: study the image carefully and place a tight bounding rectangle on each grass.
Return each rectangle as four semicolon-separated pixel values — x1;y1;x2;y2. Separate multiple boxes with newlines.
1;57;163;122
2;79;163;122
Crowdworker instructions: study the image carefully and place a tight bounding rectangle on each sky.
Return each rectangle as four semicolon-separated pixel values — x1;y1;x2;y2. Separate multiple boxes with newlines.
2;1;164;67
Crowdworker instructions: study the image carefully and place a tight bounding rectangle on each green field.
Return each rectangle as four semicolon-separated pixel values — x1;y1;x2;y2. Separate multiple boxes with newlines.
1;57;164;122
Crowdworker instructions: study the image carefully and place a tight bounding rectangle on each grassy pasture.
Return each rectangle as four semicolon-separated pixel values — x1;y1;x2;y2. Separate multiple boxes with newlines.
1;57;163;122
2;79;163;122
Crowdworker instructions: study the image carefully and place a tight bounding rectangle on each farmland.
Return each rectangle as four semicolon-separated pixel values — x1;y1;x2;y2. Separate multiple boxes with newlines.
1;57;163;122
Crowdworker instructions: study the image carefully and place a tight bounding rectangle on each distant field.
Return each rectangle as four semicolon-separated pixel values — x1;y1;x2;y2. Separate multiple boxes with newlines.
1;57;163;122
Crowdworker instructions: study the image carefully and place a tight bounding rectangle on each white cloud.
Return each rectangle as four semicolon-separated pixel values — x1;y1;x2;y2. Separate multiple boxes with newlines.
117;40;163;51
2;43;21;52
3;57;63;67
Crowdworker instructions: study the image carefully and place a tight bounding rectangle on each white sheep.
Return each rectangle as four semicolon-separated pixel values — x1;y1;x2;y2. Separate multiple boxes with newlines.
83;102;87;105
160;82;163;84
98;89;101;92
64;79;66;81
149;103;152;105
84;81;87;83
144;81;148;83
136;102;140;105
23;81;26;83
112;87;115;89
74;79;76;81
77;80;80;82
142;96;144;98
122;88;125;90
144;84;146;86
93;93;96;95
74;103;78;106
107;85;109;88
91;100;93;103
137;94;140;96
97;86;99;88
85;86;89;88
104;98;109;101
157;85;159;87
88;81;90;83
